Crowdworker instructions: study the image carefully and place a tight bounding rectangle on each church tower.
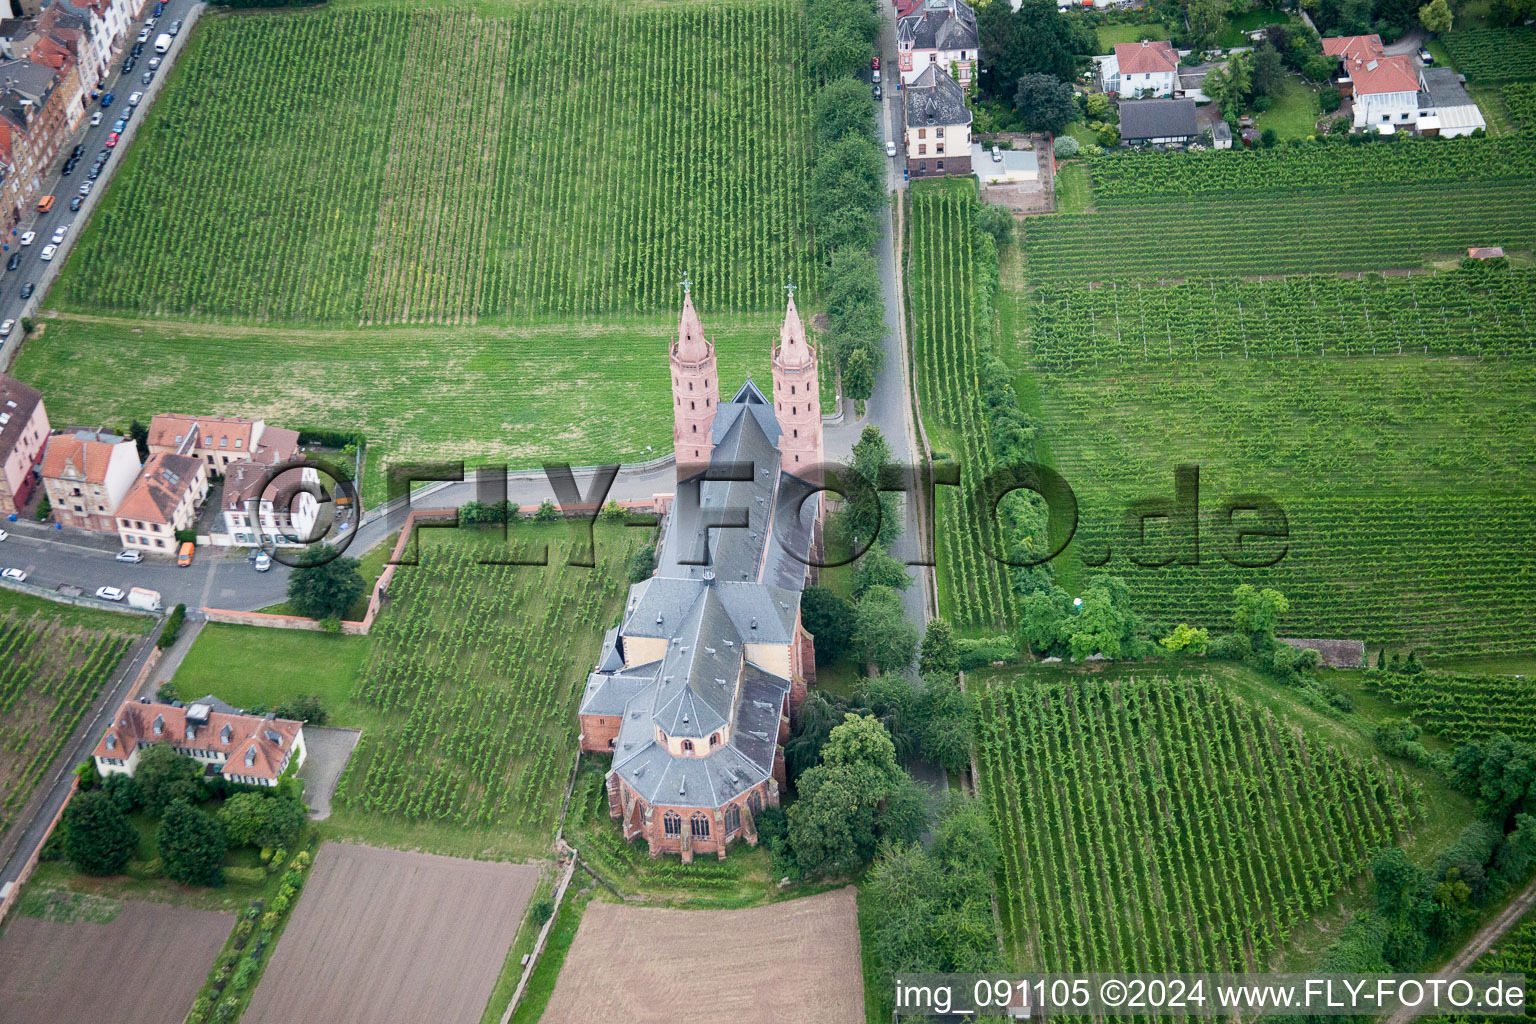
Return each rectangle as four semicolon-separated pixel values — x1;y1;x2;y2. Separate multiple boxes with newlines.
671;280;719;472
771;289;823;479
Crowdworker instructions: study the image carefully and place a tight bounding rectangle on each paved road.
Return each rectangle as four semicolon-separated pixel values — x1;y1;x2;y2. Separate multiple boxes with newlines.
0;0;202;365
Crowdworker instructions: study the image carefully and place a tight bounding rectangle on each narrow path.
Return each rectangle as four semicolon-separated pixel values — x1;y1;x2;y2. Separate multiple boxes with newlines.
1383;875;1536;1024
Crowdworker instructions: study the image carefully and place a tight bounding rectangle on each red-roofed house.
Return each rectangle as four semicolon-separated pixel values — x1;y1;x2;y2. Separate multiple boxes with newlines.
148;413;299;473
114;451;208;552
1101;40;1181;97
0;375;49;514
94;697;307;787
41;426;141;532
1324;33;1423;131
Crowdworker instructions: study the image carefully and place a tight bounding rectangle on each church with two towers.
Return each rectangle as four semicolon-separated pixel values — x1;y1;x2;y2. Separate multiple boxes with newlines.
576;289;824;860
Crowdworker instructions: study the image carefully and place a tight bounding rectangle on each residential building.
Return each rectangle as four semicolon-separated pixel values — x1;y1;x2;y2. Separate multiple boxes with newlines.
147;413;300;472
1099;40;1181;97
94;696;307;787
40;426;140;532
578;294;821;862
221;458;321;547
903;64;972;179
897;0;978;87
1211;120;1232;149
114;451;208;551
0;374;49;514
1118;97;1199;145
1321;34;1483;134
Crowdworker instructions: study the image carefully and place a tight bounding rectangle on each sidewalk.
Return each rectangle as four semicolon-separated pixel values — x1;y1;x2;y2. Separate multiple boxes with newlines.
5;516;122;553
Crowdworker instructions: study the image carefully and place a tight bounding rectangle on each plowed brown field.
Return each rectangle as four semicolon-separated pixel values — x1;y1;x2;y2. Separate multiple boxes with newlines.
541;886;864;1024
242;843;538;1024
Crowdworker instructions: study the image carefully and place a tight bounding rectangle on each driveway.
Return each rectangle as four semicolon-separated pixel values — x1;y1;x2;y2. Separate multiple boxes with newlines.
297;727;361;820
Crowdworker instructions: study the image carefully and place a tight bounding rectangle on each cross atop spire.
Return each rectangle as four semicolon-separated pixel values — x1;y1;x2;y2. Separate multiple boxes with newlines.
784;278;796;298
680;271;692;296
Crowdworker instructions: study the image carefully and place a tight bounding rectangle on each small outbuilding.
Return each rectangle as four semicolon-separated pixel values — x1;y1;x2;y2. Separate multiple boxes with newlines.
1211;120;1232;149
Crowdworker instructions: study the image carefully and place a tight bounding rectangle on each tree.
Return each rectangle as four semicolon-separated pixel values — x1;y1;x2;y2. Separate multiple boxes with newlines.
814;77;877;146
843;346;875;402
272;695;327;725
1019;585;1071;656
825;248;885;371
786;714;912;876
1260;127;1278;148
918;618;958;677
1232;584;1289;651
135;743;204;813
785;691;847;780
914;673;971;773
976;204;1015;247
1186;0;1230;51
852;542;910;598
811;135;886;255
1320;85;1343;112
1012;73;1078;132
286;544;365;620
1065;575;1142;662
1419;0;1453;32
1159;623;1210;654
533;499;560;522
1096;123;1120;148
626;545;655;584
1204;54;1253;119
801;586;853;664
63;789;137;876
851;586;919;674
1251;42;1286;98
158;801;226;887
128;419;150;460
102;772;144;815
218;792;305;850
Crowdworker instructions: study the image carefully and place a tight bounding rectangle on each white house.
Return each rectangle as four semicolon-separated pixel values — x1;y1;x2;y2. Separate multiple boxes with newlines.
1099;40;1181;98
221;458;321;548
94;697;307;788
1417;67;1487;137
904;64;972;178
897;0;978;87
1325;35;1486;135
40;427;141;533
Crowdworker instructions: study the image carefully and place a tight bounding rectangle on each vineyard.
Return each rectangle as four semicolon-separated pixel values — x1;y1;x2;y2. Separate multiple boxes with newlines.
1020;185;1536;285
331;524;643;841
1022;350;1536;655
1086;137;1536;204
0;604;136;839
1367;672;1536;744
1426;906;1536;1024
1441;27;1536;83
976;675;1422;971
1026;262;1536;368
1505;83;1536;130
54;0;814;323
906;183;1017;633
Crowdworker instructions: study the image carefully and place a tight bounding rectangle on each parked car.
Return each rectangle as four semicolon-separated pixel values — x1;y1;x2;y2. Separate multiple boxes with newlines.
873;85;881;99
122;57;135;74
148;57;162;71
19;283;34;299
128;91;143;107
50;226;67;244
143;16;157;29
886;140;897;157
132;41;144;58
116;549;144;563
0;321;14;337
19;232;34;246
69;196;82;211
0;530;8;542
106;132;120;148
141;70;154;85
177;541;194;566
70;144;83;160
872;56;880;69
95;586;126;602
153;1;164;15
60;160;74;176
169;19;181;34
88;162;103;180
1;568;27;583
89;111;102;126
154;33;171;54
100;92;114;108
872;69;881;83
113;118;128;132
78;181;93;196
5;253;20;271
136;27;150;43
40;245;56;261
254;552;272;572
1419;47;1434;64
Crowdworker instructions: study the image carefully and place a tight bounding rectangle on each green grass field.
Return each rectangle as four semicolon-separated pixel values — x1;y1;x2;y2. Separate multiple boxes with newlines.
1255;76;1320;140
170;624;371;715
1096;22;1167;51
15;313;779;499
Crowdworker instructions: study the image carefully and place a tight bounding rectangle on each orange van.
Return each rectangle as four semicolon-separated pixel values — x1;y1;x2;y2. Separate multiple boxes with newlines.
177;541;195;566
37;195;53;213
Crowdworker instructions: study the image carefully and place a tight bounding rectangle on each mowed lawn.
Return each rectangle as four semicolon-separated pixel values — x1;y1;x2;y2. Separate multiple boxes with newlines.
15;313;776;499
170;624;369;718
1255;75;1320;139
1097;22;1167;50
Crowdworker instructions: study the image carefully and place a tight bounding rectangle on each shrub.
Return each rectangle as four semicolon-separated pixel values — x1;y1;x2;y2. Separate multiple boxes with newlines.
1319;85;1342;112
1208;632;1251;660
157;604;187;649
63;789;137;875
1053;134;1081;158
1252;95;1273;113
531;897;555;925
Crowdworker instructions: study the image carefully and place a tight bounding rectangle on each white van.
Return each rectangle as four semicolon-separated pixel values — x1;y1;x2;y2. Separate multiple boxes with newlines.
154;32;172;54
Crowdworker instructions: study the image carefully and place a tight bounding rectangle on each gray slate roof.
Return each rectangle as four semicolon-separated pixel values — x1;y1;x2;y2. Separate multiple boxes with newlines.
1118;97;1198;140
904;64;972;131
1420;67;1472;110
897;0;978;52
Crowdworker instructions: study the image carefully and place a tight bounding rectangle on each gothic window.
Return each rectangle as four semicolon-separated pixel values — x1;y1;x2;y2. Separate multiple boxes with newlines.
664;811;681;837
725;804;741;834
690;400;695;410
690;813;710;838
710;732;721;748
689;381;693;390
791;384;796;394
682;739;694;752
706;398;710;407
749;791;763;813
792;406;797;415
692;424;698;432
793;429;798;438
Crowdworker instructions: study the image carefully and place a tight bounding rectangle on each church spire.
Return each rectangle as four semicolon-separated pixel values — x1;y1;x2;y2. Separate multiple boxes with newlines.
771;282;823;479
671;276;719;473
776;287;813;369
675;274;710;362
